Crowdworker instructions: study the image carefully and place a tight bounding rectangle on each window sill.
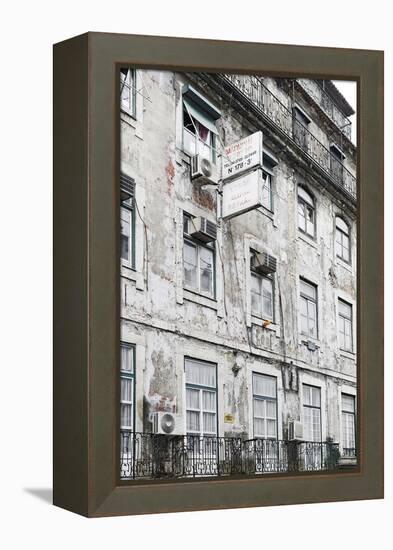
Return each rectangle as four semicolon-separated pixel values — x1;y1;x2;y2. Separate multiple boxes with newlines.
339;349;356;360
257;206;275;223
297;232;318;250
251;316;280;335
121;264;144;290
335;256;353;273
183;288;218;310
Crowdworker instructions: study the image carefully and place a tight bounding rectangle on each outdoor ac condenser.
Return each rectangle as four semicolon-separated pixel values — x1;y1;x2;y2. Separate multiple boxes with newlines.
189;216;217;243
152;412;185;436
190;154;219;186
288;420;304;441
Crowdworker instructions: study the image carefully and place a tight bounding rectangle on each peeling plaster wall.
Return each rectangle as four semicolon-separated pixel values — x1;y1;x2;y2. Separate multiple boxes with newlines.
120;70;357;447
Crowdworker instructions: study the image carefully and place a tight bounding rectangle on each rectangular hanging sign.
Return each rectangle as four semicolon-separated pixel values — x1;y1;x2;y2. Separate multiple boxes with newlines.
222;169;263;219
222;131;263;181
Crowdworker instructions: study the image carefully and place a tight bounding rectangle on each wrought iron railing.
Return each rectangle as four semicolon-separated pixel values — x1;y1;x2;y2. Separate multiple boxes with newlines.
120;432;341;480
220;74;356;201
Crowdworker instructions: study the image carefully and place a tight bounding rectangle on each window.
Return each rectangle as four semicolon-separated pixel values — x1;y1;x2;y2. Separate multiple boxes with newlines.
338;299;353;351
298;186;315;238
120;68;136;117
330;144;345;183
183;214;215;298
300;278;318;338
120;344;135;431
341;394;356;456
252;373;277;439
293;107;311;151
261;171;273;211
303;384;321;442
250;262;274;321
336;217;350;262
120;197;135;268
185;358;217;436
183;97;218;162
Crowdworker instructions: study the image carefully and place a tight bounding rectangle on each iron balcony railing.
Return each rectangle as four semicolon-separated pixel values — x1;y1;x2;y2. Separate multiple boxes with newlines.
220;74;356;201
120;432;342;480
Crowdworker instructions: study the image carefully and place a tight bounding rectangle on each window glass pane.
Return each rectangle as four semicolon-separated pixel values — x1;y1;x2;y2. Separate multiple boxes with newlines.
298;203;306;231
121;378;132;402
262;172;272;210
121;345;133;373
121;404;132;428
262;277;273;319
298;187;314;206
203;412;216;433
311;386;321;407
254;417;265;437
200;246;213;294
266;400;277;419
253;373;276;398
312;408;321;441
184;241;197;289
253;399;265;418
303;385;312;406
300;279;316;301
339;300;352;319
187;411;200;432
342;394;355;412
336;217;349;234
120;208;131;261
185;359;216;387
267;419;277;438
202;390;216;411
186;388;200;409
251;274;262;317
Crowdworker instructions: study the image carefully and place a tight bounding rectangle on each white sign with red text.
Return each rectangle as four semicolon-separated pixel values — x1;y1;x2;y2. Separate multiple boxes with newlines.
222;131;263;181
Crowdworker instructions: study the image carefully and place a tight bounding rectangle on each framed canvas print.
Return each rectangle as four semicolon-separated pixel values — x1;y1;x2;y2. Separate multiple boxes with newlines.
53;32;384;517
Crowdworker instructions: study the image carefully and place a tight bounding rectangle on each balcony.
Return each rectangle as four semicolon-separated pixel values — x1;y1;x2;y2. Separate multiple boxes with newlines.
120;432;344;480
218;74;356;202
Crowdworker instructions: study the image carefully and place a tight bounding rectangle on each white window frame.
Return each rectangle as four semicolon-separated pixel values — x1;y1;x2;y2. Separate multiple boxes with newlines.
302;384;322;442
299;278;318;338
297;186;316;238
182;99;217;163
338;299;353;351
120;199;134;269
261;170;273;211
120;67;137;118
185;358;217;437
250;270;274;321
120;343;135;432
335;216;351;263
183;215;215;299
252;373;278;440
341;393;356;456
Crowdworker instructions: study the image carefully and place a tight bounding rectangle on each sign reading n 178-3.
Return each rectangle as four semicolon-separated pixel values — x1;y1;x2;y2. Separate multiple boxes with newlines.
222;131;263;181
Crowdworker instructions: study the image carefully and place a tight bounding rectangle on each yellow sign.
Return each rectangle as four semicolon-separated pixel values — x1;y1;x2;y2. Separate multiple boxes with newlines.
224;413;235;423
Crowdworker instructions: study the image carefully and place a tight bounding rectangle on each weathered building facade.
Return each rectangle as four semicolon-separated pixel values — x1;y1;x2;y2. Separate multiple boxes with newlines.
119;68;357;480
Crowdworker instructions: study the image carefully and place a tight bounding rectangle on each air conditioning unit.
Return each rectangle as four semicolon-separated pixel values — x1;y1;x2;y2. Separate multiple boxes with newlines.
251;251;277;274
190;154;219;186
288;420;304;441
152;412;185;436
189;216;217;243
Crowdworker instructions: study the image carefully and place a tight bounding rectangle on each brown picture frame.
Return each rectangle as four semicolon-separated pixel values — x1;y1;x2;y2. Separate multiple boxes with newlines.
53;32;384;517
